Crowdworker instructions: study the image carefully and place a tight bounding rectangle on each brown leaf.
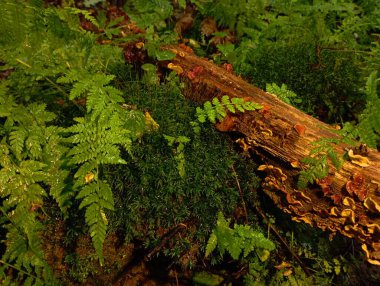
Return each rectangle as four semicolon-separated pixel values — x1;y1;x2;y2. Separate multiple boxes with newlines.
174;11;194;35
275;261;292;270
201;17;218;36
215;115;234;132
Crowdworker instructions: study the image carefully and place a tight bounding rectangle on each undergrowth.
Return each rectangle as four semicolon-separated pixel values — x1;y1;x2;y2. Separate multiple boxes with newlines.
0;0;379;285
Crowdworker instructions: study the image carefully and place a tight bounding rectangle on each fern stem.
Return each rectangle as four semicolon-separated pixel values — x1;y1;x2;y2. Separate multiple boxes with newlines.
15;58;32;69
44;76;69;97
44;76;85;112
0;206;23;235
320;47;373;55
0;260;40;280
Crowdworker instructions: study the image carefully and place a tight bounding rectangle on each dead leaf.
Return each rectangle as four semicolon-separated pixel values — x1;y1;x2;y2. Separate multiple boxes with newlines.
200;17;218;36
174;7;195;36
275;261;292;270
84;172;95;184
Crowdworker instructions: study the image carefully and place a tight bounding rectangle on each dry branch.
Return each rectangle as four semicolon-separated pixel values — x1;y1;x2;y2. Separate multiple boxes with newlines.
162;45;380;265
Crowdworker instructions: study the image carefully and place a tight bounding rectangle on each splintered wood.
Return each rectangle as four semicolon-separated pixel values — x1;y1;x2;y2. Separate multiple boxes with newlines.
163;44;380;265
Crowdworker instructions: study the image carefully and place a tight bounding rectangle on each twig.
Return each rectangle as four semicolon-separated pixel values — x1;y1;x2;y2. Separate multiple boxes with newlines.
174;269;179;286
146;223;187;260
113;223;187;285
231;165;248;224
254;205;312;276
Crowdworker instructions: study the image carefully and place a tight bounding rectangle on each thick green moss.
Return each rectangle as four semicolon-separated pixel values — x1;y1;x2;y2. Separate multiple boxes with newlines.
104;75;260;256
250;41;364;122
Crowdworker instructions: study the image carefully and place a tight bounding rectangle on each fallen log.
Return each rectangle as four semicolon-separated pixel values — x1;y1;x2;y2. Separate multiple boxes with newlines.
162;45;380;265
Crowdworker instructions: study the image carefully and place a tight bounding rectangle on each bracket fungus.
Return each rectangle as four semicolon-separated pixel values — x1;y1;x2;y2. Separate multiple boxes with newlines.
167;63;184;75
293;124;306;136
257;165;287;182
362;244;380;266
343;197;356;210
348;149;371;167
346;173;368;201
364;197;380;214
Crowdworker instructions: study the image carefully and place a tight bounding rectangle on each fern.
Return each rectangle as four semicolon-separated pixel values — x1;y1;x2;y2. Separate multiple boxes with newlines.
205;212;275;260
67;7;99;28
58;56;143;265
266;83;302;106
0;0;147;276
351;71;380;148
196;95;262;124
164;135;190;177
298;138;342;189
64;107;135;264
125;0;173;29
0;101;65;284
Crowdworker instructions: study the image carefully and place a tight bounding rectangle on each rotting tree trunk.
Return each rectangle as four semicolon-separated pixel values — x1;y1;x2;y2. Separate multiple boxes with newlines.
162;45;380;265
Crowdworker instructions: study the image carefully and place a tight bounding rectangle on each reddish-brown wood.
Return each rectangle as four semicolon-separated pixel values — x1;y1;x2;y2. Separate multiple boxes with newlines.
163;45;380;265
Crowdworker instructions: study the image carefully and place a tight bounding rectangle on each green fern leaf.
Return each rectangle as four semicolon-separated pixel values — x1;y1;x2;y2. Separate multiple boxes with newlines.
206;212;275;261
205;232;218;257
9;127;27;160
197;95;262;125
67;7;99;28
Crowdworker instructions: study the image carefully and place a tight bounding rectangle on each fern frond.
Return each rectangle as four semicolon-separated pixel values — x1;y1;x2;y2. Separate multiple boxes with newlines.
196;95;262;124
298;155;328;189
125;0;173;28
76;180;114;265
266;83;302;105
9;127;27;160
206;212;275;260
67;7;99;28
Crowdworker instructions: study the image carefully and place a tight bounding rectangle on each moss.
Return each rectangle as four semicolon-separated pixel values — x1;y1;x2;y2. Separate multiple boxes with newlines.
103;75;260;261
249;41;364;123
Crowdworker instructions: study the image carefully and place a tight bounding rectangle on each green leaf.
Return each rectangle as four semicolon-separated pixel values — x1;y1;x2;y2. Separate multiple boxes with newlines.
205;232;217;257
155;50;176;60
193;272;223;286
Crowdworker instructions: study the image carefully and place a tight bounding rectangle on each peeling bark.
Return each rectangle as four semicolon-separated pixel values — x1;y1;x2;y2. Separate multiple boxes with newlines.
162;45;380;265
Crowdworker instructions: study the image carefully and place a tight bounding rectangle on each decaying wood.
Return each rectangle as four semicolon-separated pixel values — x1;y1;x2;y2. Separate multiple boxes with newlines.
162;45;380;265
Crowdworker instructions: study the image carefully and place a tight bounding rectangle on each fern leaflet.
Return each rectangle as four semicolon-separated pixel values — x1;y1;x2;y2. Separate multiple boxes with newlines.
196;95;262;124
205;212;275;260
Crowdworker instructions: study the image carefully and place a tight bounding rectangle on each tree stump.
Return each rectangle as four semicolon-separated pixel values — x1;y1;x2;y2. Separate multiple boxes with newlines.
162;44;380;265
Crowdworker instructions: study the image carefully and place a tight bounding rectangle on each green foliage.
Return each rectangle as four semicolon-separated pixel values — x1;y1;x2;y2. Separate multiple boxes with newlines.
0;87;65;284
0;0;145;279
194;0;378;122
322;258;347;276
298;138;342;189
105;78;261;260
64;113;132;265
1;0;379;284
341;71;380;148
164;135;191;177
205;212;275;260
196;95;262;124
68;7;99;28
266;83;302;106
143;26;177;61
193;271;224;286
125;0;173;30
